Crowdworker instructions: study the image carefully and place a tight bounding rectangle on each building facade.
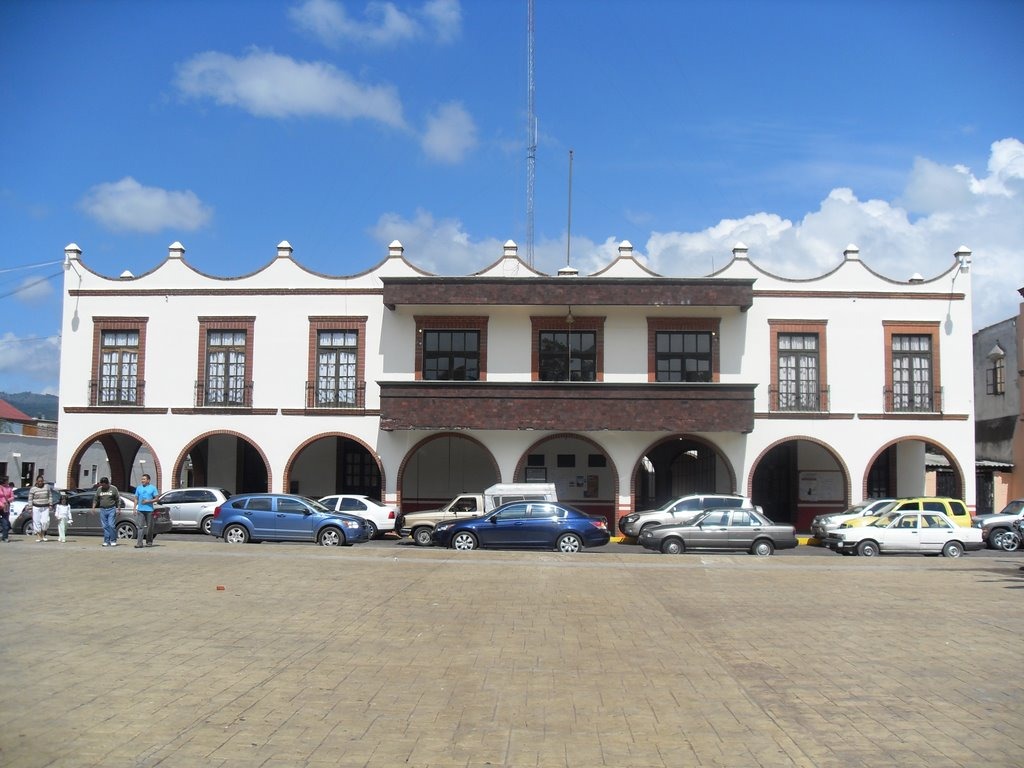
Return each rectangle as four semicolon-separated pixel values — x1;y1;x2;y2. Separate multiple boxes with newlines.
55;239;976;530
973;291;1024;513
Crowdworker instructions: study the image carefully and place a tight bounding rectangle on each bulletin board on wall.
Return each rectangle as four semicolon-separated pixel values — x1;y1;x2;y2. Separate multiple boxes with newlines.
798;471;844;502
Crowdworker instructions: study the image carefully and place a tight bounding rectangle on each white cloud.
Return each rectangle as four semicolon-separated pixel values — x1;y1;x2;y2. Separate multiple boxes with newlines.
374;138;1024;331
0;332;61;387
370;209;502;273
638;138;1024;329
175;49;407;128
421;101;477;163
78;177;212;234
14;276;54;302
289;0;461;46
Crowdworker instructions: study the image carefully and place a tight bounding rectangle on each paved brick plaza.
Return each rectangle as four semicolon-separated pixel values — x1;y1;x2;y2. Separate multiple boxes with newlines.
1;538;1022;767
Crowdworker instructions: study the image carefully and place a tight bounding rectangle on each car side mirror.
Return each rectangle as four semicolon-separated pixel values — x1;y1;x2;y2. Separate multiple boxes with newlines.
490;516;499;524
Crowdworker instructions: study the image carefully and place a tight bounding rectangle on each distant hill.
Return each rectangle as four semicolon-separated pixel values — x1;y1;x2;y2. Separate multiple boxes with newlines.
0;392;59;421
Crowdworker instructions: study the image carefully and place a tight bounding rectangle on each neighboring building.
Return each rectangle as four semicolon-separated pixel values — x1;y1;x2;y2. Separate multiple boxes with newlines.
973;290;1024;513
55;239;976;531
0;398;57;487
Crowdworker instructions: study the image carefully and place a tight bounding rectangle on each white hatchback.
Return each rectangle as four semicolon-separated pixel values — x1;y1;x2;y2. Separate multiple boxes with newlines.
318;495;397;538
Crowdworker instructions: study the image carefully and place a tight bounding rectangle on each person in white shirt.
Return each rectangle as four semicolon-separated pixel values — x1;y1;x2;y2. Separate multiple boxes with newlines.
54;493;72;543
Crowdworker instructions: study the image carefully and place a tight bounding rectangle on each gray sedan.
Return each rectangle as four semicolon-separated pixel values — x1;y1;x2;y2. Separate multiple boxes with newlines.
14;491;172;541
638;507;797;556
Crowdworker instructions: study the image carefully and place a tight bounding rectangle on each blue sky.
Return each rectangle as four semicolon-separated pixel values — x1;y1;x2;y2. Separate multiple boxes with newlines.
2;0;1023;395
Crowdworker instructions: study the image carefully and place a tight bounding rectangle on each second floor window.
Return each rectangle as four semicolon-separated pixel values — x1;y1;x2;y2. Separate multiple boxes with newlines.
317;330;358;405
778;333;819;410
539;331;596;381
655;331;712;382
206;331;247;405
423;330;480;380
892;334;933;411
987;356;1005;395
100;331;139;404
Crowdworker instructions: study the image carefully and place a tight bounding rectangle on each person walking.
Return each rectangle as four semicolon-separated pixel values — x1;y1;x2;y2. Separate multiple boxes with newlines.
92;477;120;547
134;474;158;548
54;493;72;543
26;475;53;542
0;477;13;542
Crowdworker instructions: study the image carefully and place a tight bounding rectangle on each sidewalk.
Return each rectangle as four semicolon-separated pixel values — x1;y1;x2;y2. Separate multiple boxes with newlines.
1;537;1022;767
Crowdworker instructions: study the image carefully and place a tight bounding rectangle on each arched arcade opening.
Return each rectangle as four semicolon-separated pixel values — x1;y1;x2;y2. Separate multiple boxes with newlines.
174;432;269;494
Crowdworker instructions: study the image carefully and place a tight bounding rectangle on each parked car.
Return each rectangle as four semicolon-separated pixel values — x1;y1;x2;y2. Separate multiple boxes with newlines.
431;501;610;552
14;491;172;541
618;493;754;538
318;494;397;538
825;510;983;557
810;499;896;541
209;493;370;546
972;499;1024;550
838;497;973;529
156;487;232;534
638;507;797;556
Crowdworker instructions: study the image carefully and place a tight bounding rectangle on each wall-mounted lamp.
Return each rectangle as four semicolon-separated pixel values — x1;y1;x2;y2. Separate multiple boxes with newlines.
565;306;575;325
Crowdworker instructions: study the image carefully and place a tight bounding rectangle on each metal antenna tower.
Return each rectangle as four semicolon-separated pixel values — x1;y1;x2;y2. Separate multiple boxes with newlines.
526;0;536;268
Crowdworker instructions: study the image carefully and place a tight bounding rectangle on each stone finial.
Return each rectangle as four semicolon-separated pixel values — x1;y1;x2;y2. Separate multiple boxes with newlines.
168;241;185;259
503;240;518;259
843;244;860;260
276;240;293;259
618;240;634;258
388;240;404;258
732;242;749;260
955;246;972;273
119;270;135;279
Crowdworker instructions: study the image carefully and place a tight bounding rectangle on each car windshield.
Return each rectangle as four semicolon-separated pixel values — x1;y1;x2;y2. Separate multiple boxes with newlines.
303;498;332;513
999;499;1024;516
869;511;900;528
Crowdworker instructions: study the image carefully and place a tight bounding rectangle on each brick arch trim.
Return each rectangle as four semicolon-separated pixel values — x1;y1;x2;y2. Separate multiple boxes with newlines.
284;432;386;494
745;435;852;504
515;432;620;516
629;434;738;515
171;430;273;492
862;435;965;501
395;432;500;510
66;429;163;492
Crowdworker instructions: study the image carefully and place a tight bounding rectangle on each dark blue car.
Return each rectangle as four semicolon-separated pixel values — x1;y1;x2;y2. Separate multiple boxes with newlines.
431;501;610;552
209;493;370;546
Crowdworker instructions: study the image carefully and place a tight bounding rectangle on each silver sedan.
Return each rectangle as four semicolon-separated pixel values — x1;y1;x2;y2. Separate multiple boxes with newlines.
638;507;797;556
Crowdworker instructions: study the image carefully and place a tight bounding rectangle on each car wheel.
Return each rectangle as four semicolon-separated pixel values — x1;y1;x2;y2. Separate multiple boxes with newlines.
556;533;583;553
318;527;344;546
412;527;433;546
20;520;35;536
661;538;685;555
857;540;879;557
942;541;964;558
451;531;477;551
997;530;1021;552
638;522;657;538
364;520;378;540
201;516;214;536
223;524;249;544
751;539;774;557
116;522;137;540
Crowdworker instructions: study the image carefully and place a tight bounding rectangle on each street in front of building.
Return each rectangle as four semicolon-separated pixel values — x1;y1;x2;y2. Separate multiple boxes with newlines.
1;537;1021;768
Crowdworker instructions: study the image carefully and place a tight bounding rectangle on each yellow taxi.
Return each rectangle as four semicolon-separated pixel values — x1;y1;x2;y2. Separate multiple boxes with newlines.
838;497;973;529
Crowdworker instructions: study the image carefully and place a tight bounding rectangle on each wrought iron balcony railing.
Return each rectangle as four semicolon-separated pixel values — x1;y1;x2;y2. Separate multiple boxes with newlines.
194;380;254;408
305;381;366;409
88;379;145;407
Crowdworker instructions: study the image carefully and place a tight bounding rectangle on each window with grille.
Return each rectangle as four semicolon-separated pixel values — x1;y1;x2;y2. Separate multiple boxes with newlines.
423;330;479;380
538;331;596;381
892;334;933;411
206;331;247;405
100;330;139;404
655;331;712;382
317;330;358;405
777;333;819;410
987;357;1005;395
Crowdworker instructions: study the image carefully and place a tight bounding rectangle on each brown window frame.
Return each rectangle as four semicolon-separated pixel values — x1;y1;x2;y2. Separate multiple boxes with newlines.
307;317;368;408
197;317;255;407
531;316;605;382
414;316;488;381
768;320;828;412
883;321;941;413
647;318;720;383
90;318;148;406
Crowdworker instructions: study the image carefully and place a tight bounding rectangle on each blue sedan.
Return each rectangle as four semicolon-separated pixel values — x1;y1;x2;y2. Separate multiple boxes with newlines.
431;501;610;552
209;493;370;546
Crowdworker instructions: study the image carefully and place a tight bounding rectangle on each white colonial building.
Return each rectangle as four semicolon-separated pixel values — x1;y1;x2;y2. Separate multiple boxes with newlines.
55;238;975;531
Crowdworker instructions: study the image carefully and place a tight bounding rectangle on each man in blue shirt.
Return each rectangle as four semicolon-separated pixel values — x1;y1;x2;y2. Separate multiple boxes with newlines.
134;474;159;548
